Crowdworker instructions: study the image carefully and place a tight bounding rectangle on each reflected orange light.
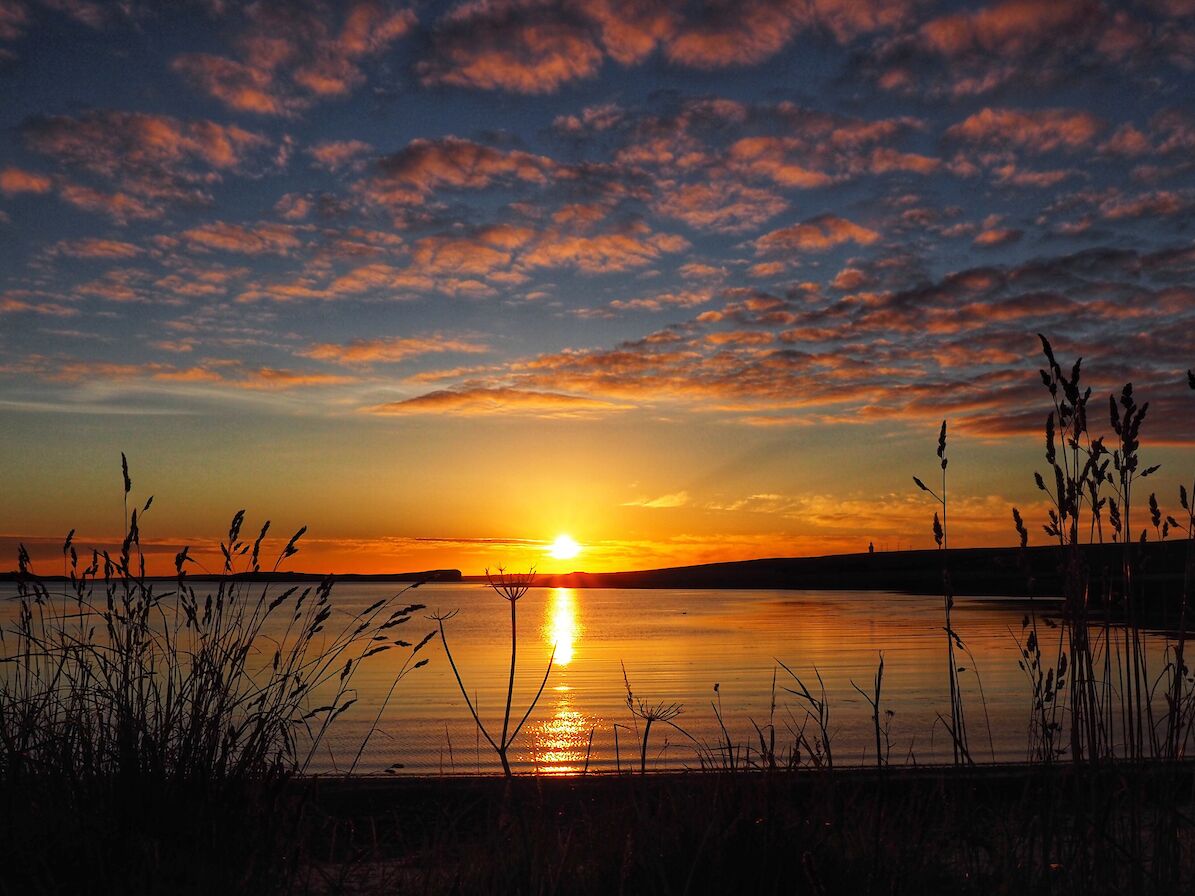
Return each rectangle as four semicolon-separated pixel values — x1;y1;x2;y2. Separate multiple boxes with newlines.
532;691;594;774
543;587;579;665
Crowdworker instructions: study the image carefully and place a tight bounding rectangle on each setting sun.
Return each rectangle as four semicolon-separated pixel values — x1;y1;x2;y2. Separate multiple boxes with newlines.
547;534;581;561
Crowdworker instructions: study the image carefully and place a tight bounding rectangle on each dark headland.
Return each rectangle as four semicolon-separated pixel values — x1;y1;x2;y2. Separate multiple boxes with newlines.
6;541;1191;600
478;541;1193;599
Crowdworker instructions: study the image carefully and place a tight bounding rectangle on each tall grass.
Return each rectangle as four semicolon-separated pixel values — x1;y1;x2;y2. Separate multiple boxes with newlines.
0;460;433;894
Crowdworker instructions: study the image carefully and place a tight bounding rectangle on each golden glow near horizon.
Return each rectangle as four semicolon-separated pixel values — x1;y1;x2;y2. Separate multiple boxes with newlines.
547;534;581;561
544;588;579;666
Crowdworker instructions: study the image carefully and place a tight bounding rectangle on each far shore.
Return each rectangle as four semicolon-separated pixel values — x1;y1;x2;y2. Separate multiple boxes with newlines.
5;540;1191;601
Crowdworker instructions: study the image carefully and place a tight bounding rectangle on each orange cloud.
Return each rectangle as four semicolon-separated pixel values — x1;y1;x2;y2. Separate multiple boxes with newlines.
727;136;837;188
666;0;913;69
520;221;689;273
947;106;1102;153
236;368;354;390
182;221;304;255
57;184;159;222
302;335;489;364
919;0;1094;57
369;387;625;416
367;136;558;204
0;166;51;194
309;139;373;171
756;214;880;253
652;179;787;232
1100;190;1189;220
22;110;271;220
973;227;1023;247
0;295;76;316
173;2;415;114
50;238;141;259
665;1;800;69
419;6;603;93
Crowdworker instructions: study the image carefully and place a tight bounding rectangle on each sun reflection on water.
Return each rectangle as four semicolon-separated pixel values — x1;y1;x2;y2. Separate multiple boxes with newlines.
543;587;579;666
532;690;595;774
530;589;594;772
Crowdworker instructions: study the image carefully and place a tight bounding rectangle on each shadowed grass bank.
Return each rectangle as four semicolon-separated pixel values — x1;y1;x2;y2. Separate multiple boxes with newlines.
299;765;1195;895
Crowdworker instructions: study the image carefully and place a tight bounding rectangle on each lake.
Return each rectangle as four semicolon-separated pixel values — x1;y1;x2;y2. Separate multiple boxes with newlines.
307;583;1129;774
2;580;1172;774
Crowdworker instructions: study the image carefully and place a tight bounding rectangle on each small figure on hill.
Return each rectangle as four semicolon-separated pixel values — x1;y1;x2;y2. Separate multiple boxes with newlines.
868;541;875;554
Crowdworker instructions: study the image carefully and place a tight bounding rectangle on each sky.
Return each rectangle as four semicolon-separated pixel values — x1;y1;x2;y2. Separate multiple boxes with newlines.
1;0;1194;576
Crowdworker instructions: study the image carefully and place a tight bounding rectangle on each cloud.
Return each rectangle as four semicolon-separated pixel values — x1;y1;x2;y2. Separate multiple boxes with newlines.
309;139;373;171
366;242;1195;443
652;179;787;232
0;1;29;42
419;1;603;93
235;368;354;390
173;1;416;114
918;0;1097;58
0;295;76;316
50;237;141;258
756;214;880;253
182;221;305;255
1099;190;1191;220
869;0;1122;99
369;386;626;416
623;490;689;508
21;110;272;219
519;220;689;273
302;335;489;364
973;227;1023;247
0;166;51;194
418;0;914;95
947;107;1102;153
666;0;914;69
367;136;558;204
55;184;158;222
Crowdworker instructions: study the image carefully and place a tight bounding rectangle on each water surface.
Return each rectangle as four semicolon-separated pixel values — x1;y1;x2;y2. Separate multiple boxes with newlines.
5;581;1169;774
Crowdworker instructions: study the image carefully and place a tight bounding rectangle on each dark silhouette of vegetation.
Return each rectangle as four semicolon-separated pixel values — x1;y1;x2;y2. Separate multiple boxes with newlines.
432;567;555;777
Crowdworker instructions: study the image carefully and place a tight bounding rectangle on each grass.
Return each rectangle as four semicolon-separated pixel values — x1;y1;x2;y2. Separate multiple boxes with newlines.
3;336;1195;894
0;465;435;894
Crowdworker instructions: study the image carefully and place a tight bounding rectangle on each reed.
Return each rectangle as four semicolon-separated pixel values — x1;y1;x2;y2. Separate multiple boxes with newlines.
0;459;433;894
915;421;972;764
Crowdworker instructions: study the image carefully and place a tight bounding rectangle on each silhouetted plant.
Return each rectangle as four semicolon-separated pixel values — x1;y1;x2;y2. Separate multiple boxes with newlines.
0;457;433;894
433;567;554;777
777;660;834;769
915;420;970;764
621;662;685;774
851;652;893;769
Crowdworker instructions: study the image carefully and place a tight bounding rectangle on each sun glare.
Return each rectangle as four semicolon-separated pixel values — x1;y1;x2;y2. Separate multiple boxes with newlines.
548;534;581;560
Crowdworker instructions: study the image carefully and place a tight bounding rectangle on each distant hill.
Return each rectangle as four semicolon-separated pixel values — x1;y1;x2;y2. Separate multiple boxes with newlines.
5;542;1193;604
529;541;1193;600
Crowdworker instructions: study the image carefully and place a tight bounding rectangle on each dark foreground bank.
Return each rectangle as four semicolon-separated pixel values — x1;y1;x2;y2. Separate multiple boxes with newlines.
6;762;1195;895
299;764;1195;895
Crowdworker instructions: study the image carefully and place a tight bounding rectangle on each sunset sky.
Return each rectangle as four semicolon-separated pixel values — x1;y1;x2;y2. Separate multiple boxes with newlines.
2;0;1194;575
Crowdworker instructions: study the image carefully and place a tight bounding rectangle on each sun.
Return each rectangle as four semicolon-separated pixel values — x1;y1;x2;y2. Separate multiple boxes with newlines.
547;534;582;561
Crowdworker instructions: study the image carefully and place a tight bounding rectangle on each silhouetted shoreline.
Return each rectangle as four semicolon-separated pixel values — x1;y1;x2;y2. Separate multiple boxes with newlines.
6;542;1192;602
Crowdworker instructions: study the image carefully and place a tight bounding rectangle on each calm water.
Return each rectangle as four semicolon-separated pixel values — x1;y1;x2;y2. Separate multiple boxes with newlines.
304;584;1085;773
3;582;1171;774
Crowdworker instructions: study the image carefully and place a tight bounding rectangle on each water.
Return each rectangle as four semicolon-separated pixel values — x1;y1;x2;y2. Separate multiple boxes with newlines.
1;581;1170;774
309;584;1084;774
